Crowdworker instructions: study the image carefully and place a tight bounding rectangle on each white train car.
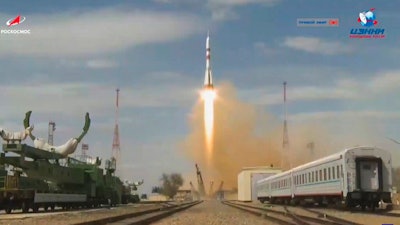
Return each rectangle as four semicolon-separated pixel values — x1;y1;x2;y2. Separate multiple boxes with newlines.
256;146;392;210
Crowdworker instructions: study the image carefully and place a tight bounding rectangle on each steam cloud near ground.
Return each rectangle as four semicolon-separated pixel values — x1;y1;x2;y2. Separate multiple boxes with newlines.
180;82;326;190
180;82;393;191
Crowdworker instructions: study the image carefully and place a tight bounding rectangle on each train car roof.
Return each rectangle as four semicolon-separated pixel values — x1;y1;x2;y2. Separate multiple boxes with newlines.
257;146;383;183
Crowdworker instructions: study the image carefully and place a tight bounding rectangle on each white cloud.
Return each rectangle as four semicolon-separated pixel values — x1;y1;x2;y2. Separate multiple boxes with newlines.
0;71;200;121
239;70;400;105
153;0;202;4
291;110;400;122
240;85;360;105
283;36;354;55
207;0;280;21
208;0;279;6
368;71;400;92
253;42;278;55
86;59;118;69
0;8;204;57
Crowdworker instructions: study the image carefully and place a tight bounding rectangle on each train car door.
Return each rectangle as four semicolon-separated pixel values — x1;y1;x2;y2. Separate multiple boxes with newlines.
356;159;382;191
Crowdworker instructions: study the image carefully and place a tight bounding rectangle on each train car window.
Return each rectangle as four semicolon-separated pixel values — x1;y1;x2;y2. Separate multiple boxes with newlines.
332;166;335;179
319;170;322;181
328;167;331;180
340;165;343;178
315;171;318;182
337;165;340;178
312;172;314;182
363;164;371;170
302;174;304;184
308;173;310;183
323;168;326;181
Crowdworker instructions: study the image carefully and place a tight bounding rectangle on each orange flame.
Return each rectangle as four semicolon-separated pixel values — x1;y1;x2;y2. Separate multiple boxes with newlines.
201;89;216;164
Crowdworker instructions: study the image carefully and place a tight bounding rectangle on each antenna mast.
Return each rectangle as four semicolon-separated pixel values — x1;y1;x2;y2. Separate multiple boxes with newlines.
282;81;290;169
112;88;121;173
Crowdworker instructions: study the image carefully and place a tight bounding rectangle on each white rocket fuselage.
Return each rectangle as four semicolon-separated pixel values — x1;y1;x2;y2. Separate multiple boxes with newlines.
204;33;213;89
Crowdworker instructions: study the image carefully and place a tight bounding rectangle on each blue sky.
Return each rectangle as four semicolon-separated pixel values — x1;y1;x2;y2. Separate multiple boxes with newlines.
1;0;400;194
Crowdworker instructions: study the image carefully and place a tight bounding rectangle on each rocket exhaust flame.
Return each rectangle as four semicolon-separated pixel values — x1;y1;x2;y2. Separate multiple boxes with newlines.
201;90;216;163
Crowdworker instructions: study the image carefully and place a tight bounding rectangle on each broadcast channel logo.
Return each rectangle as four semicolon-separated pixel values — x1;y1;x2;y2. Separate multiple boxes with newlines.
1;15;31;35
349;8;385;39
297;18;339;27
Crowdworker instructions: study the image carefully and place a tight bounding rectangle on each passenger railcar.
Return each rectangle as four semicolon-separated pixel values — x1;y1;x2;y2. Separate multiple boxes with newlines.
256;146;392;210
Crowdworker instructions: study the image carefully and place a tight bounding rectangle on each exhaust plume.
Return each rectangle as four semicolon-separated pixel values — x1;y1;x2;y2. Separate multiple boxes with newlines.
180;82;387;190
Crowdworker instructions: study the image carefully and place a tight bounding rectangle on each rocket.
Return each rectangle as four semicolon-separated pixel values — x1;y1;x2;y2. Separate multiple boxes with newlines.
204;31;213;89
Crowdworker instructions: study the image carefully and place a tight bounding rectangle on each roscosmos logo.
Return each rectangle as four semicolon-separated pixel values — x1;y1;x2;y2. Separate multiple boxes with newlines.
1;15;31;34
6;15;26;27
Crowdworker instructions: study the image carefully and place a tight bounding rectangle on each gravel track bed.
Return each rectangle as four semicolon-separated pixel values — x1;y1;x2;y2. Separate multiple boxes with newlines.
0;204;160;225
234;201;400;225
152;200;280;225
306;208;400;225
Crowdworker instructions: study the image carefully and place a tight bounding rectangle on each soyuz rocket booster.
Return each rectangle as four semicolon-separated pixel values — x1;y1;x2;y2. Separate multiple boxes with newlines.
204;32;213;90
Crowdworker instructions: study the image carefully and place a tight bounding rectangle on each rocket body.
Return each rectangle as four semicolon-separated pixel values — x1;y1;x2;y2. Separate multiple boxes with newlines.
204;33;213;89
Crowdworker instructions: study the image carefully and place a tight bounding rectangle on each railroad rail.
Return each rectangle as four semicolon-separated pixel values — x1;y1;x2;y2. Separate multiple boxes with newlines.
222;200;298;225
222;201;362;225
73;200;202;225
302;206;400;218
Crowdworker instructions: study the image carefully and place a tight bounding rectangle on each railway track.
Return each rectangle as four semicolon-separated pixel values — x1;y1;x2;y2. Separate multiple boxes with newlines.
72;200;202;225
222;201;362;225
302;206;400;218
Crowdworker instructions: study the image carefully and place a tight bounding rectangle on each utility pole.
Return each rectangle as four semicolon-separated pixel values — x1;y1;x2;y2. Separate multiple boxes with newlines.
282;81;290;169
112;88;121;174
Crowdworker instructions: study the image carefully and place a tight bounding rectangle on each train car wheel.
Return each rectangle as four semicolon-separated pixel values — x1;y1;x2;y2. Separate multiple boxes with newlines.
33;205;38;213
5;207;12;214
22;202;28;213
361;203;366;211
